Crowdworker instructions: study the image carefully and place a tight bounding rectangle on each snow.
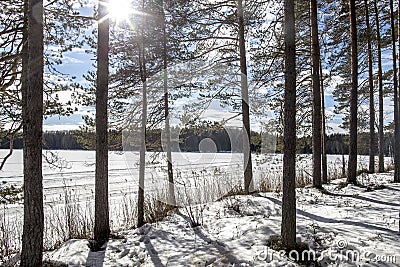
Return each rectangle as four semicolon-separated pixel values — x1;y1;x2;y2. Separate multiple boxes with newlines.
42;174;399;267
1;150;399;266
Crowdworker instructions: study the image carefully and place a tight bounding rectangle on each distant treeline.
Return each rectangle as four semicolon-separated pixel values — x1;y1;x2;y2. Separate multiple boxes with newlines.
0;130;395;156
0;131;84;150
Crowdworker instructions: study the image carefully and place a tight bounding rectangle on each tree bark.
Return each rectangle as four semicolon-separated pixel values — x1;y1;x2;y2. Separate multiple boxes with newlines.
397;0;400;182
161;0;176;205
320;59;328;184
365;0;375;174
137;21;147;228
390;0;400;181
342;143;346;177
94;0;110;244
374;0;385;173
137;80;147;228
311;0;322;188
282;0;296;249
237;0;253;194
20;0;44;265
347;0;358;185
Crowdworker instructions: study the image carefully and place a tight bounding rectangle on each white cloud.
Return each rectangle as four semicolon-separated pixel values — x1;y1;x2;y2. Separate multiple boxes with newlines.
43;112;85;131
63;56;85;64
326;122;346;134
43;124;82;131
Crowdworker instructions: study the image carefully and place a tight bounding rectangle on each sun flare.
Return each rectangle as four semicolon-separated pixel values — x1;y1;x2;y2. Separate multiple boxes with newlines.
107;0;134;24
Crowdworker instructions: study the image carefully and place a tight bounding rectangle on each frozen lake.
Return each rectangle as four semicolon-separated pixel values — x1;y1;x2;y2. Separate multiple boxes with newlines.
1;150;246;206
0;150;391;205
0;149;394;253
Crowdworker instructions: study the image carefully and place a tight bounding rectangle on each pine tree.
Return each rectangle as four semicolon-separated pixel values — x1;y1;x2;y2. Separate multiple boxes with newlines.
20;0;44;264
311;0;322;188
390;0;400;181
160;0;176;206
251;0;317;150
320;59;328;184
374;0;385;173
237;0;253;194
364;0;375;173
0;0;91;168
137;0;149;228
94;0;110;244
282;0;296;249
347;0;358;185
397;0;400;182
169;0;268;193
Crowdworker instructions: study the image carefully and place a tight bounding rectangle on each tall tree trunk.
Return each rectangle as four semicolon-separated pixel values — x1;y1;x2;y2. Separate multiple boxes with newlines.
20;0;44;265
94;0;110;244
282;0;296;249
161;0;176;205
347;0;358;184
397;0;400;182
311;0;322;188
237;0;253;194
320;60;328;184
390;0;400;181
365;0;375;174
342;145;346;177
374;0;385;173
137;23;147;228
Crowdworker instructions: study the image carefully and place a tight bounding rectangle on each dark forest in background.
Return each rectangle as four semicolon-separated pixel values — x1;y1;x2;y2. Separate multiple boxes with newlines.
0;129;395;156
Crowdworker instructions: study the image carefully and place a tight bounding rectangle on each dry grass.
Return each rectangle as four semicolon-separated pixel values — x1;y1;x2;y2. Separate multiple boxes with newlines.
0;205;22;260
144;194;175;224
44;189;94;250
0;154;393;264
115;192;138;230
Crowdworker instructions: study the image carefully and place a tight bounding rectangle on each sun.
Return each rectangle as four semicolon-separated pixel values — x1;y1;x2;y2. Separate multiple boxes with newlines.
107;0;134;24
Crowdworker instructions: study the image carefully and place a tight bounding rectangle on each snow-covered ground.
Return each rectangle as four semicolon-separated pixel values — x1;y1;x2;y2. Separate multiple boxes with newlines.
1;150;388;224
0;150;398;266
42;173;400;267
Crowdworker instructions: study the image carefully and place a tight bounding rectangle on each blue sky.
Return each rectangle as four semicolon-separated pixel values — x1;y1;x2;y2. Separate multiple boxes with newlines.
44;47;395;135
42;2;396;135
43;50;349;134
